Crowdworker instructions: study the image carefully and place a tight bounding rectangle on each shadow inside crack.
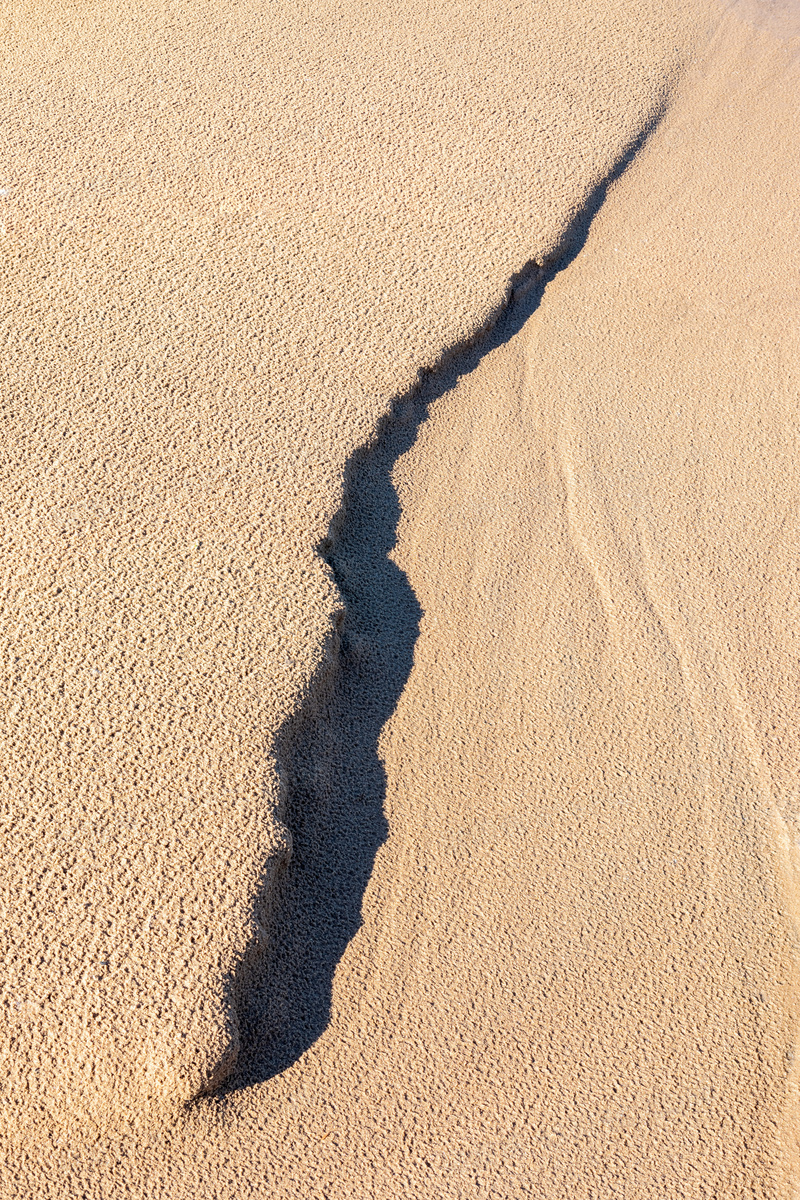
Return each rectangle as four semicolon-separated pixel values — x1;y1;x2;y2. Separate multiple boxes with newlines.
218;117;662;1093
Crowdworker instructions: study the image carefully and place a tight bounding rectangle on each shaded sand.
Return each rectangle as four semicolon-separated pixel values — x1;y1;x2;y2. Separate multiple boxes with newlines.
2;2;800;1197
0;0;702;1132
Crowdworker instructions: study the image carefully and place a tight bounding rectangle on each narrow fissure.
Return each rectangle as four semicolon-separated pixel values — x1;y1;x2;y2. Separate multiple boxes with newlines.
217;114;666;1095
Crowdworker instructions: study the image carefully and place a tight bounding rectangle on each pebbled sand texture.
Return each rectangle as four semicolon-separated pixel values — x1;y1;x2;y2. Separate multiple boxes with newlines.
2;0;800;1194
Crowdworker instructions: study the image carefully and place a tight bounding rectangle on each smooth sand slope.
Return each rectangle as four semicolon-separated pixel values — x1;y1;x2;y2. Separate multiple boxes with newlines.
0;0;702;1134
3;0;800;1195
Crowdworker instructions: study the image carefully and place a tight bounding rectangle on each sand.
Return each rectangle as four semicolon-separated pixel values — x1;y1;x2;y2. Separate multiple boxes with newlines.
1;0;799;1193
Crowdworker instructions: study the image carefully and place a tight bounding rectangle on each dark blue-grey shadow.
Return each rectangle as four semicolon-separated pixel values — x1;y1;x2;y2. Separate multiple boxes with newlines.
216;115;663;1095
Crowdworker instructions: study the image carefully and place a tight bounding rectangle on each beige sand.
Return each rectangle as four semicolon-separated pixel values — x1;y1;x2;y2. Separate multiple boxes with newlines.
2;0;800;1193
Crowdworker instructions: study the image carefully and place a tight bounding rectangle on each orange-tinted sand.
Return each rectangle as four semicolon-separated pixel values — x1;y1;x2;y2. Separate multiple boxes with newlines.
2;0;799;1194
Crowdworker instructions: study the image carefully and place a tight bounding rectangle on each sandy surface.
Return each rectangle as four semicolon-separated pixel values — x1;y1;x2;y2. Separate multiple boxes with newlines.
2;0;800;1193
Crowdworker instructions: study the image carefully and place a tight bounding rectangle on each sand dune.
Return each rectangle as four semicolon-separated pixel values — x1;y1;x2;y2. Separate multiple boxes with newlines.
2;0;800;1193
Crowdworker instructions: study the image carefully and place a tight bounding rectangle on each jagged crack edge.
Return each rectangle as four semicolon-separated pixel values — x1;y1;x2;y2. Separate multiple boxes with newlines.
199;91;674;1100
